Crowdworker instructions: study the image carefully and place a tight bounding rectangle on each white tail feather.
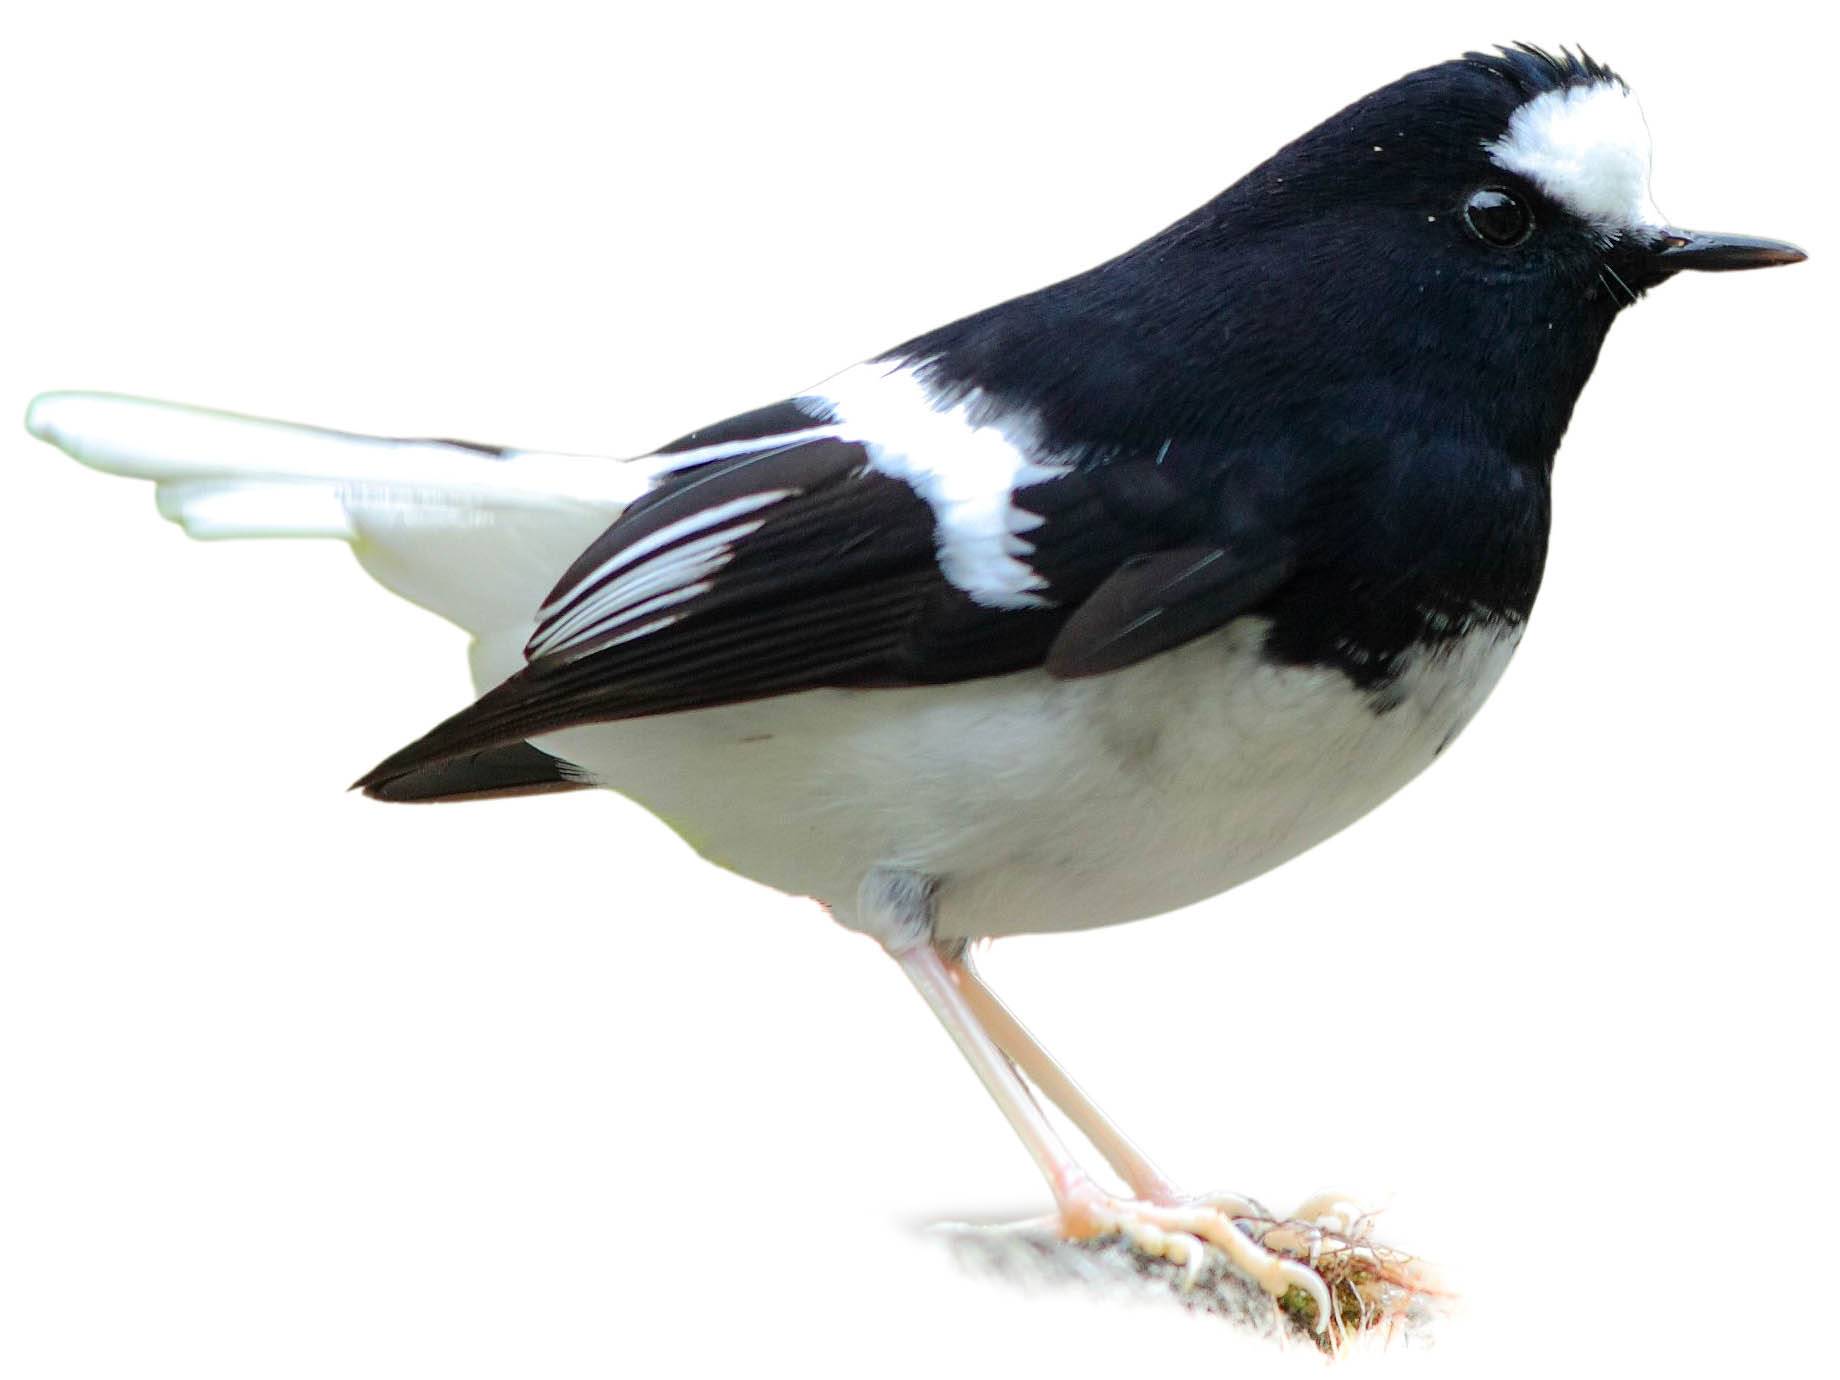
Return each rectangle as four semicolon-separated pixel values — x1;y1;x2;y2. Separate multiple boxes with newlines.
26;391;649;687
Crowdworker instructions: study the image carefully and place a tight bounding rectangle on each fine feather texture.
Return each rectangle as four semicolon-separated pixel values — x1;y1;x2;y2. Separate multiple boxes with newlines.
521;617;1526;939
1486;77;1661;238
1046;546;1297;678
808;361;1072;609
26;42;1794;944
25;392;636;691
16;38;1816;1365
362;743;591;803
351;361;1316;794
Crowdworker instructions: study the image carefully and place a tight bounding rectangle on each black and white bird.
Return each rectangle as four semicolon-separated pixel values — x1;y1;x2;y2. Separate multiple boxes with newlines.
26;44;1805;1330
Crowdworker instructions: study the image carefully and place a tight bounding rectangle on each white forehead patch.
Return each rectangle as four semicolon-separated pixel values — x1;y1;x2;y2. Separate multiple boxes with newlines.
1486;79;1663;240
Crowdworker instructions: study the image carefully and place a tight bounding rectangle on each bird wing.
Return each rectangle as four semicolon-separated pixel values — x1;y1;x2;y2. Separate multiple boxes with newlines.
354;368;1296;796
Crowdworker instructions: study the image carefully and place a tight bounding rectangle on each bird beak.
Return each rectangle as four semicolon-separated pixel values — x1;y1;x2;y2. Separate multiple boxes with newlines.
1651;229;1807;272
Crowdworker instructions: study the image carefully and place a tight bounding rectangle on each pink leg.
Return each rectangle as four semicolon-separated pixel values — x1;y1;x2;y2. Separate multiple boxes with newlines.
946;949;1187;1204
895;943;1330;1329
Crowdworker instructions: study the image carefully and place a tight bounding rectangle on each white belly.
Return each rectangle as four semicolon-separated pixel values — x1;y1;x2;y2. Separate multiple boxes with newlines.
536;618;1522;940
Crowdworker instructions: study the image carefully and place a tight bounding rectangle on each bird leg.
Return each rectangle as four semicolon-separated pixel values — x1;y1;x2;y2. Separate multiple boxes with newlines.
894;941;1332;1329
944;950;1372;1263
947;946;1259;1213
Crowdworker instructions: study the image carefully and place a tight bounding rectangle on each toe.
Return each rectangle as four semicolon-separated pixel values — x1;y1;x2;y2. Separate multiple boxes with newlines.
1183;1189;1270;1220
1271;1253;1334;1333
1289;1192;1372;1236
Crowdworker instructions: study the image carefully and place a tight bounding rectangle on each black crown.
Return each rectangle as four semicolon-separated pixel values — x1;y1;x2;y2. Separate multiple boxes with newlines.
1463;42;1624;99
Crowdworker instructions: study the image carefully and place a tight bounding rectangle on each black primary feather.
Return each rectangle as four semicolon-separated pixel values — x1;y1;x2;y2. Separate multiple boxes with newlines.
353;435;1256;795
362;743;590;803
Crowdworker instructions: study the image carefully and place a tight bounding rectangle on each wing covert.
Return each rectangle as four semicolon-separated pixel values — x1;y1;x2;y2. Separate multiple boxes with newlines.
355;388;1298;797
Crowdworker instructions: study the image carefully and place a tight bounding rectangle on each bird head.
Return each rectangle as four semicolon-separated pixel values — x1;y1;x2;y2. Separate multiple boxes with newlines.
1225;44;1805;316
905;44;1805;467
1146;43;1808;462
1466;46;1802;300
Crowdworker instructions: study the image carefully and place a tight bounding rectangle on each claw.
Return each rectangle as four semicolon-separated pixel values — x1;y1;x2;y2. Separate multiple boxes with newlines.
1058;1183;1334;1332
1275;1254;1333;1333
1173;1233;1206;1289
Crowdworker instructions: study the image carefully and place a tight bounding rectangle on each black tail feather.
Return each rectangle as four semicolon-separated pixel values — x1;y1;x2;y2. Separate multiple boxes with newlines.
358;740;589;803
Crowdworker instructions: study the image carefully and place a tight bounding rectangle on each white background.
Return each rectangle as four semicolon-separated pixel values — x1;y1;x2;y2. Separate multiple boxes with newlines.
2;3;1832;1376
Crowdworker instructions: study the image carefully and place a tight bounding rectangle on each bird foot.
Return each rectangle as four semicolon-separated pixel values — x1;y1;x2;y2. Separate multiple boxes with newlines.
1245;1191;1375;1262
1226;1192;1438;1336
1146;1187;1375;1258
1056;1179;1334;1330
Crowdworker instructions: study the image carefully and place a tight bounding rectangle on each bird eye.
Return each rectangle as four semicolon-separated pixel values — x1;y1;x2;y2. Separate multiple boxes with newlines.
1463;187;1533;248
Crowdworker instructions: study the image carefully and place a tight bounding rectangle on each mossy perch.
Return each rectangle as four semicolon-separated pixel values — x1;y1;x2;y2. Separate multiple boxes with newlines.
937;1212;1443;1356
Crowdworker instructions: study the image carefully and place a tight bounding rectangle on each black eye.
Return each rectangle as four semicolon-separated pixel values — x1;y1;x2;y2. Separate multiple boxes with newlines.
1463;187;1533;248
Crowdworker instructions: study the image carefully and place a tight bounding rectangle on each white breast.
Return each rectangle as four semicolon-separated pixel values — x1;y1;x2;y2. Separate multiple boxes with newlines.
536;619;1523;941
